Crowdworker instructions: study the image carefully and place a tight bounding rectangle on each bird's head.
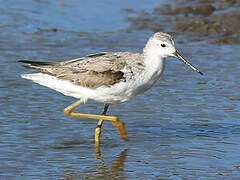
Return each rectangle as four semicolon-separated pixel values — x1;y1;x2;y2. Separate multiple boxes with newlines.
145;32;203;75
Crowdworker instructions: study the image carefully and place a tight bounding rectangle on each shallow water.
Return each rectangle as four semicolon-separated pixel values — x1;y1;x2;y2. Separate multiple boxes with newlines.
1;0;240;179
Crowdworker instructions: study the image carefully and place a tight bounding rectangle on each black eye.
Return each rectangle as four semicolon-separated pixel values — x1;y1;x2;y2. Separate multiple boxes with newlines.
161;44;166;47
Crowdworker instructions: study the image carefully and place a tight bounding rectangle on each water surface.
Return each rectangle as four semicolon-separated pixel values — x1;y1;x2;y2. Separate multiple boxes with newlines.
1;0;240;179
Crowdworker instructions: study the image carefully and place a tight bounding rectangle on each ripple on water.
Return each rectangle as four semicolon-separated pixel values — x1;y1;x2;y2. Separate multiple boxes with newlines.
1;0;240;179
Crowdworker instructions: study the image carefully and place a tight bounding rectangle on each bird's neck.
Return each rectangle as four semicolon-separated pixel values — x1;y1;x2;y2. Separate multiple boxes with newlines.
143;48;166;77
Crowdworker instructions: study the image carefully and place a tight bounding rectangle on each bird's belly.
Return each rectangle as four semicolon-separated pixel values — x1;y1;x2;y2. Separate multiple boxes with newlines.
93;76;157;104
22;73;153;104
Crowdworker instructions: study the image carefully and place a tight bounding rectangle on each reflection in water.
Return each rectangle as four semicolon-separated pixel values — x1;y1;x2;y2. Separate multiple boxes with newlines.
95;149;128;178
61;149;128;179
95;144;103;164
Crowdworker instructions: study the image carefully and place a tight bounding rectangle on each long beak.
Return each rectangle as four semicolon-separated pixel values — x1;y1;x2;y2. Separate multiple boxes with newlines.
172;51;203;75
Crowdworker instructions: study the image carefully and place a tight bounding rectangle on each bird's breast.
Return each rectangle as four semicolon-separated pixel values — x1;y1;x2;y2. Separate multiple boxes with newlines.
123;67;164;97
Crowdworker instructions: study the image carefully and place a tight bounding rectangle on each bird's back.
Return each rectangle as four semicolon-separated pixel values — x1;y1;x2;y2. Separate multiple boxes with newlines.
19;52;144;89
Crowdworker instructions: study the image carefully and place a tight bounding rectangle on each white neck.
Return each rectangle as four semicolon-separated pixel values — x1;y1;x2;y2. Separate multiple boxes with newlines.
129;48;165;96
143;47;166;78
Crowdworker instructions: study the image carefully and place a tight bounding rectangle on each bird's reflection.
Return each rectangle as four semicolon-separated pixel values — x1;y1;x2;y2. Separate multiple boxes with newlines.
109;149;128;173
95;145;127;165
94;149;128;179
95;144;104;164
61;148;128;179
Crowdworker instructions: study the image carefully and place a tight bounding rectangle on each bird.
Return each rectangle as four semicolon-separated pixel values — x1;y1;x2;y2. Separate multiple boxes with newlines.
19;32;203;147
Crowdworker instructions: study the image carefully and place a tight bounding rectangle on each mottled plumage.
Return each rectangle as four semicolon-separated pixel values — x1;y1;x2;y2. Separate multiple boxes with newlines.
19;52;145;89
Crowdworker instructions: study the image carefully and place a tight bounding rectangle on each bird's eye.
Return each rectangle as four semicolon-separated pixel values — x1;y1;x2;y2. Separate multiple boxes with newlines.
161;44;166;47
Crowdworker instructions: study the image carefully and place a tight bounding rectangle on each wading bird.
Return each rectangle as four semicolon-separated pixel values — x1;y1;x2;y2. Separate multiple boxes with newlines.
19;32;203;147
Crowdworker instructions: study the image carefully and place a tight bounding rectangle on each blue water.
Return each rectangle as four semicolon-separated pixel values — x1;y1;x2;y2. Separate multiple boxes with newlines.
1;0;240;179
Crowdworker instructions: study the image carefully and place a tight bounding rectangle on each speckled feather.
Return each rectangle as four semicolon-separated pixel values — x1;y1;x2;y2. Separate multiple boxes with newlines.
19;52;145;89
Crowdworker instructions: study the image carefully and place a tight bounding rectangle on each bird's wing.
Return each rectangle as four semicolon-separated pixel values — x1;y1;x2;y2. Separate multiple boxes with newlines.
19;52;143;89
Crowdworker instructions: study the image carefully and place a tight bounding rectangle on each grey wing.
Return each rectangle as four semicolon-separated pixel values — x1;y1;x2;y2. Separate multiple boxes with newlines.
61;52;127;72
63;52;145;87
19;52;128;89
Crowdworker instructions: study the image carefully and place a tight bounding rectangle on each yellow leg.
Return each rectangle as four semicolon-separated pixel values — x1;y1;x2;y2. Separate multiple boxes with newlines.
95;104;108;149
95;119;104;144
64;99;118;121
64;99;128;145
95;119;103;155
111;121;128;141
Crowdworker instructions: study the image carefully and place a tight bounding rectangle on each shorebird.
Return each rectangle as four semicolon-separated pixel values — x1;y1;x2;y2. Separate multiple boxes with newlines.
19;32;203;146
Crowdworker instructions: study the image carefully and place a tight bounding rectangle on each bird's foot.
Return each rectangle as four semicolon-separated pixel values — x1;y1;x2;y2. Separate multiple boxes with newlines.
111;120;128;141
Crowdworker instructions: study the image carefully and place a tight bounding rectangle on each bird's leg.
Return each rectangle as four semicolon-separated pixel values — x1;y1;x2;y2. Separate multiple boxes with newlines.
95;105;128;143
111;120;128;141
64;99;118;121
95;104;109;148
64;99;128;142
